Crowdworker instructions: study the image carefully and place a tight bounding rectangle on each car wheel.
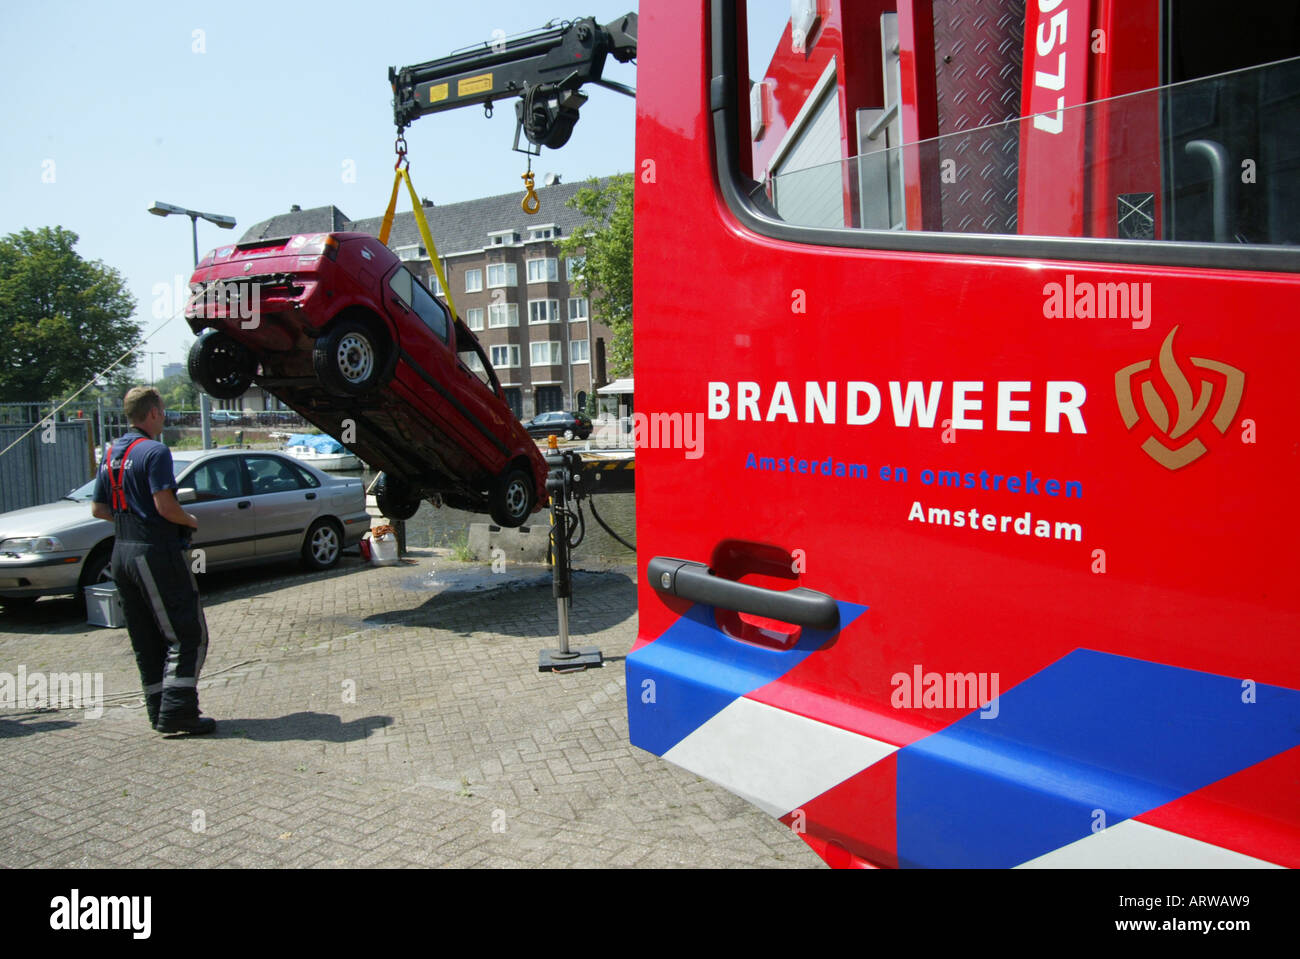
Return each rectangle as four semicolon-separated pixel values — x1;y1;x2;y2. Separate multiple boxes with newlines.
374;472;421;521
562;428;575;440
79;544;114;589
188;330;254;400
301;518;342;571
490;467;535;528
314;319;387;396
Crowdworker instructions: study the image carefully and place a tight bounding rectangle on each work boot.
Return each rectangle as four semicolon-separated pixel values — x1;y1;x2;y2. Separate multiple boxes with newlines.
156;713;217;736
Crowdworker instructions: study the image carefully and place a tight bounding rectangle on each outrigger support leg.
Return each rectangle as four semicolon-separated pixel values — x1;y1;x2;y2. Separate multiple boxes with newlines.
539;449;602;672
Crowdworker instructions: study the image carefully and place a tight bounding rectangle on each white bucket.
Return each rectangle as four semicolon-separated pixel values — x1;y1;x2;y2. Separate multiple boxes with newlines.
370;531;399;566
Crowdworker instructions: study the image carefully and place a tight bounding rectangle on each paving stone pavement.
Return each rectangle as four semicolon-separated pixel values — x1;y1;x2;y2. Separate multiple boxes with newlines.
0;551;823;868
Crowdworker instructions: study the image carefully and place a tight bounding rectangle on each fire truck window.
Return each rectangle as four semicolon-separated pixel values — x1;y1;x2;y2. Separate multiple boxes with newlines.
735;1;1300;251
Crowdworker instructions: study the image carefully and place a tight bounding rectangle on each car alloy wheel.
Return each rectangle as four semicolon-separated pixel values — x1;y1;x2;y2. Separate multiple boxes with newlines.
563;428;575;440
302;519;342;570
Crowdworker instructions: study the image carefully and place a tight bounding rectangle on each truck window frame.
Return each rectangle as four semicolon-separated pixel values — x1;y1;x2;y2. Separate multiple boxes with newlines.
709;1;1300;273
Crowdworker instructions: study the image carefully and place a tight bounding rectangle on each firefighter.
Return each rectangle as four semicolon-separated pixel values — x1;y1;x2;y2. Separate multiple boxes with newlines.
91;387;214;735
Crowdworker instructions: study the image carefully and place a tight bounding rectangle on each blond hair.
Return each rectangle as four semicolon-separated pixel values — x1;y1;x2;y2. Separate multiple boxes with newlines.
123;386;163;425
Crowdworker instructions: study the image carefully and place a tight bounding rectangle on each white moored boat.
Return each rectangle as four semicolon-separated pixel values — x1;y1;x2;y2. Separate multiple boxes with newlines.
281;433;361;471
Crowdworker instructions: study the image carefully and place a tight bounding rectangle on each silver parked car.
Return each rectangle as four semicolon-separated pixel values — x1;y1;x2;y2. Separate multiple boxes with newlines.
0;449;371;607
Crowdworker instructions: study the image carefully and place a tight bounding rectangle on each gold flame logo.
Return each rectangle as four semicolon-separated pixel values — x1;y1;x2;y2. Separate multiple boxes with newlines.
1115;326;1244;470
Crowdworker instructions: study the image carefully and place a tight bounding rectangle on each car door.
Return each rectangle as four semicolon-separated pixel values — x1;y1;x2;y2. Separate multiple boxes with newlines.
178;456;257;567
451;319;514;470
385;266;488;473
241;454;322;559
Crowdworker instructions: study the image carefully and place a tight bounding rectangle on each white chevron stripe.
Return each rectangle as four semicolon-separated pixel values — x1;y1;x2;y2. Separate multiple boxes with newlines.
1017;817;1283;868
662;696;897;818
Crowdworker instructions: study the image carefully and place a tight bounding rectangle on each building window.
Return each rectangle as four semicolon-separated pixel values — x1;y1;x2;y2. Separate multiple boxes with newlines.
395;244;426;262
464;269;483;293
566;256;585;281
488;303;519;328
526;258;558;283
428;271;445;298
528;299;559;324
487;263;517;287
488;230;518;246
530;341;561;366
570;339;590;364
491;344;520;368
528;224;558;241
466;307;485;331
568;297;589;321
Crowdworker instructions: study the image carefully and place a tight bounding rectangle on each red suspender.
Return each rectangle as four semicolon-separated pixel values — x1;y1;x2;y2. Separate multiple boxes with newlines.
106;437;148;512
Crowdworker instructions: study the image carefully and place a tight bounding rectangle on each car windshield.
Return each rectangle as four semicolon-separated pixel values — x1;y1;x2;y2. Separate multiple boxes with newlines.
63;456;190;501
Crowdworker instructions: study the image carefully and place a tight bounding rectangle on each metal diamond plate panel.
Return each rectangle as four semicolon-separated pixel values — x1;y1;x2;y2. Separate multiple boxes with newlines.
932;0;1025;233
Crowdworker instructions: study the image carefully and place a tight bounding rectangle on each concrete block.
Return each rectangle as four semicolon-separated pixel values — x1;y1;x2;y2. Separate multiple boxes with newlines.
466;522;552;563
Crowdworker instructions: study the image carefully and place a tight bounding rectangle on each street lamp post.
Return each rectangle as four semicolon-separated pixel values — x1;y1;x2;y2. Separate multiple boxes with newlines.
148;202;236;449
143;351;165;387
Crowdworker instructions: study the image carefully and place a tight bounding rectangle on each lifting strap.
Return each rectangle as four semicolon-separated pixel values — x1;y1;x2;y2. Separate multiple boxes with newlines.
378;159;460;324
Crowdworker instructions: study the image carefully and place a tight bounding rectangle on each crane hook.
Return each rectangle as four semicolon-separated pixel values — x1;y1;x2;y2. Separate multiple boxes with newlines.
521;170;540;215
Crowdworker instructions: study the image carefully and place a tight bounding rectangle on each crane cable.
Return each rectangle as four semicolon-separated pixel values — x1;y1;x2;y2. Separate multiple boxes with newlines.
379;136;460;323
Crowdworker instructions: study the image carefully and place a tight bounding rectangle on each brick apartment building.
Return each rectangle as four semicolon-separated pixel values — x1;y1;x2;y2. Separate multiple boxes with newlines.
236;179;615;421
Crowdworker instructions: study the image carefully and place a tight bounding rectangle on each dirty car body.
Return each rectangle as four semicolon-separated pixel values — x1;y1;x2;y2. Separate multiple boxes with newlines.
184;232;548;527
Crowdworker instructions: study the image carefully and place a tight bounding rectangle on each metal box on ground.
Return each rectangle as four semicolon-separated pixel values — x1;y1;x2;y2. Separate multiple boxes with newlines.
85;584;126;628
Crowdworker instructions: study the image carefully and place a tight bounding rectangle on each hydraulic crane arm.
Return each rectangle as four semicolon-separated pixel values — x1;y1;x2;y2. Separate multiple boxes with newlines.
389;13;637;150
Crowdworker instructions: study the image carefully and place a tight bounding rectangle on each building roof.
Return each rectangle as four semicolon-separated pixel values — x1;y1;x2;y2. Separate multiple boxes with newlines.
238;178;614;256
239;205;351;242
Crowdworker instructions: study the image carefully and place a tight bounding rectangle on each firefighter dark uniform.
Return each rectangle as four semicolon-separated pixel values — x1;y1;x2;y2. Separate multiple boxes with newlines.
92;431;211;733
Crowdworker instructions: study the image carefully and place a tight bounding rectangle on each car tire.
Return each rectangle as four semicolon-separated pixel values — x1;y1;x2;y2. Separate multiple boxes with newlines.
314;319;387;396
188;330;255;400
301;518;343;571
489;467;534;528
79;544;114;589
374;472;421;521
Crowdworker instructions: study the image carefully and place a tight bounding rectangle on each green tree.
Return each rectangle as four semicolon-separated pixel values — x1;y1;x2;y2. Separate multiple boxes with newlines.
559;174;633;378
156;372;198;411
0;227;139;402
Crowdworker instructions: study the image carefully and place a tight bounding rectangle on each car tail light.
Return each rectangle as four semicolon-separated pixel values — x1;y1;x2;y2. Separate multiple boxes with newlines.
299;234;341;260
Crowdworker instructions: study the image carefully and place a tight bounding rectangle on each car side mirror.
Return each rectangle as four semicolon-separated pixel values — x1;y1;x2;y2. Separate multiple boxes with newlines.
177;488;197;504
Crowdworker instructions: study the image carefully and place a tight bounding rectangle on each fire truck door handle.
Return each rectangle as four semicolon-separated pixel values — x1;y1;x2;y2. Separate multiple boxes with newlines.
647;557;839;631
1185;139;1231;242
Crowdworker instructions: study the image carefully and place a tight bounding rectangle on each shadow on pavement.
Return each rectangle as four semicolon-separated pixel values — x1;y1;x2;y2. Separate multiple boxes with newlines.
216;711;392;743
0;715;80;737
0;556;371;630
360;569;636;639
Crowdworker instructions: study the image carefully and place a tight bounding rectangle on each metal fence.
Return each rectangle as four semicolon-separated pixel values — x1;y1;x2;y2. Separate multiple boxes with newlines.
0;400;315;514
0;420;97;513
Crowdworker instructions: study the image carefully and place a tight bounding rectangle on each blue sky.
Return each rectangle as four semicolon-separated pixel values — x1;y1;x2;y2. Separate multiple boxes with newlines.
0;1;642;378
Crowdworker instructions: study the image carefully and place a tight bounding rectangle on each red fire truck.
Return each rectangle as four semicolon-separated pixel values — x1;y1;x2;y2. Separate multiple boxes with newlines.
625;1;1300;868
